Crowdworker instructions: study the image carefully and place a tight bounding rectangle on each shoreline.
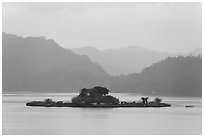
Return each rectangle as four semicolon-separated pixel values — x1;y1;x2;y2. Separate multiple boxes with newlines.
26;101;171;108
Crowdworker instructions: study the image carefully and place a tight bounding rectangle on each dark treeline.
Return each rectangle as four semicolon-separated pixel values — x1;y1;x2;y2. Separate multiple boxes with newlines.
109;56;202;97
2;32;202;97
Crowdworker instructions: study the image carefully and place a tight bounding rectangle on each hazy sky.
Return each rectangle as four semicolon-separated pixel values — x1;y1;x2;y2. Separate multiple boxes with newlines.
3;2;201;53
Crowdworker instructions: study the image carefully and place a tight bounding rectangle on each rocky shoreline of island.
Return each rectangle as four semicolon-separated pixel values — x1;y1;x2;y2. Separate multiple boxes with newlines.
26;101;171;108
26;86;171;108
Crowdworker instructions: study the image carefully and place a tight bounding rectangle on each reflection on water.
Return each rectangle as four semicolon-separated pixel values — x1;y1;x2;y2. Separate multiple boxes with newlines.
2;92;202;135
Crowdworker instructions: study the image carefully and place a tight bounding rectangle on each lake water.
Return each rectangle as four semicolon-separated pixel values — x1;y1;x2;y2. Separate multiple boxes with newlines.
2;92;202;135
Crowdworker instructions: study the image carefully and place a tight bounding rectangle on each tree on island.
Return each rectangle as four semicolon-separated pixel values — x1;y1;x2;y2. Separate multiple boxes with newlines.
154;97;162;104
72;86;119;105
44;98;53;103
141;97;148;104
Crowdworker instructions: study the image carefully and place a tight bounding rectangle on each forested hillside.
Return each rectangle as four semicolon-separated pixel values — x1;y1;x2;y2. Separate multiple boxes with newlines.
110;56;202;97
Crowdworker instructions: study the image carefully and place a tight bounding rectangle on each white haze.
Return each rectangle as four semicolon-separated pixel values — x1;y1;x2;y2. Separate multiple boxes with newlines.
2;2;201;53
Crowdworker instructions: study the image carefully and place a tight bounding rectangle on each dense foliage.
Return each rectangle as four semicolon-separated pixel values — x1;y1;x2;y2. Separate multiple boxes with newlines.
72;86;119;105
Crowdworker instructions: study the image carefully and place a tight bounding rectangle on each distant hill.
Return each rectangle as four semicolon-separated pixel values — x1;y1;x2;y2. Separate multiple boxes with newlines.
2;32;111;92
3;32;202;97
110;56;202;97
71;46;176;76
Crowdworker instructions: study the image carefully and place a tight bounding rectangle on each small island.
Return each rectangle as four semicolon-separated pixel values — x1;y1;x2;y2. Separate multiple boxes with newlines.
26;86;171;108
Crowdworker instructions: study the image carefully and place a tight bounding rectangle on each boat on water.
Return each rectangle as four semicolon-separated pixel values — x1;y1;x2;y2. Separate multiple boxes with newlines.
185;105;194;108
26;86;171;108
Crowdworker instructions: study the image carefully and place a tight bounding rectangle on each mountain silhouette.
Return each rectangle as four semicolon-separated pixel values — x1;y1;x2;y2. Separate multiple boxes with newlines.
2;32;110;92
3;32;202;97
110;56;202;97
71;46;176;76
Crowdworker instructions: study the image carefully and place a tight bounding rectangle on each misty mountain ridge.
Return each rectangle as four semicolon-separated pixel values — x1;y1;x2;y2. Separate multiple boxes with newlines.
3;32;110;92
71;46;177;76
3;32;202;97
110;56;202;97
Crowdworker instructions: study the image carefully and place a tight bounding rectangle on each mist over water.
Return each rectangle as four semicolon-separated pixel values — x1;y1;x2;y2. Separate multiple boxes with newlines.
2;2;202;135
2;92;202;135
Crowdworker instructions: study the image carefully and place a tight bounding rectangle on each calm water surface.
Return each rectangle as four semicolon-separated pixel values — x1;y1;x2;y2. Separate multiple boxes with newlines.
2;92;202;135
